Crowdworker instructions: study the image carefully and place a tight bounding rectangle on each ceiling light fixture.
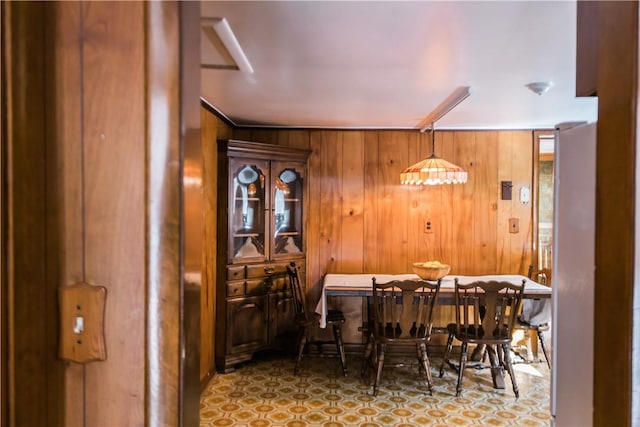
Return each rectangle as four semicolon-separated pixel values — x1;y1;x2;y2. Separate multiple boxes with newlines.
201;17;254;74
400;126;468;185
402;87;471;185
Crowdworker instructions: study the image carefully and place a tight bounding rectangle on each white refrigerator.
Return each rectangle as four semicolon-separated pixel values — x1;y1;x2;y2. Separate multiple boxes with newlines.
551;122;596;426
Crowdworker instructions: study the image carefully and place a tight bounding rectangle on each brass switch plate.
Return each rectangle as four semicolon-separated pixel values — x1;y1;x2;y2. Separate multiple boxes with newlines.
59;282;107;363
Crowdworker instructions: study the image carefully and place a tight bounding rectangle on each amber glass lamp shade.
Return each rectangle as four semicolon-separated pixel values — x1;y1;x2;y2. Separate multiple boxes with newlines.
400;154;468;185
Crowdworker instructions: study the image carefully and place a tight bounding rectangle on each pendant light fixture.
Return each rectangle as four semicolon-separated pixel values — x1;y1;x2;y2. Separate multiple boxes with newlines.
400;127;468;185
401;86;471;186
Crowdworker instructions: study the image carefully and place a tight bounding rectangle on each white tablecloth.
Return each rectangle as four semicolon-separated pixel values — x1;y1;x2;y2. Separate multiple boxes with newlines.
315;273;550;328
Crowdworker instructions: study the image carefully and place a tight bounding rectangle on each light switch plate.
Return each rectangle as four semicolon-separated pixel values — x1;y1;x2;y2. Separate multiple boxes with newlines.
59;282;107;364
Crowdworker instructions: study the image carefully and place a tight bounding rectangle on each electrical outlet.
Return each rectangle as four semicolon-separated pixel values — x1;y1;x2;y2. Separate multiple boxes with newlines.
509;218;519;233
424;220;433;233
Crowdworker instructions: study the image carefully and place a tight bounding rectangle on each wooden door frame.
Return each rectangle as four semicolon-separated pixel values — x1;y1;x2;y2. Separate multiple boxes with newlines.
1;2;201;426
531;130;555;271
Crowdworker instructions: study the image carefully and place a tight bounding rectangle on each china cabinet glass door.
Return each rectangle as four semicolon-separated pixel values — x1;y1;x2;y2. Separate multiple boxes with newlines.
271;162;304;260
229;159;269;262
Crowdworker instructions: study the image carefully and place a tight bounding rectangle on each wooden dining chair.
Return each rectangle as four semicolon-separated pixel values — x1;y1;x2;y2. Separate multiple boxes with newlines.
361;277;441;396
287;262;347;376
439;279;525;398
513;266;552;368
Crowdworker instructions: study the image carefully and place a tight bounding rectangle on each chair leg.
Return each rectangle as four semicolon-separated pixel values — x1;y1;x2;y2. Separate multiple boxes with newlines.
456;341;468;397
373;343;386;396
439;333;455;378
332;323;348;376
524;329;534;362
502;343;519;398
361;332;374;378
418;343;433;395
294;324;308;375
537;329;551;369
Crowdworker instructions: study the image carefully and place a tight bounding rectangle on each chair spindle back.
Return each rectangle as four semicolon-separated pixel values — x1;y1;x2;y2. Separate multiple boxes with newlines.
371;278;441;341
454;279;525;342
287;262;308;324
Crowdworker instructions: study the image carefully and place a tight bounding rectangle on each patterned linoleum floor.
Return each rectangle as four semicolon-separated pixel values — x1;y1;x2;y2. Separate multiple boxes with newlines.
200;352;550;426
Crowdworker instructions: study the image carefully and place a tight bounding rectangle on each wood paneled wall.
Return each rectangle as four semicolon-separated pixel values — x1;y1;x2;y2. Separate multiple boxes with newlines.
228;127;534;342
200;105;232;384
5;2;200;425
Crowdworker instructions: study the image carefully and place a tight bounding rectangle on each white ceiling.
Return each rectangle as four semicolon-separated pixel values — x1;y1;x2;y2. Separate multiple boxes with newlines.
200;1;598;130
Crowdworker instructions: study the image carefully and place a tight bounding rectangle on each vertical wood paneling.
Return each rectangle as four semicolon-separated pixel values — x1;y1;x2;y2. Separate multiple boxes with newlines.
497;131;515;273
5;3;65;426
339;131;365;273
215;127;535;342
406;132;425;268
415;132;440;263
277;129;312;150
200;108;217;382
363;132;380;273
307;132;324;304
82;2;145;425
438;131;455;271
315;131;344;340
45;3;84;426
511;131;534;275
318;131;343;275
337;132;365;338
200;109;233;383
451;132;476;274
377;131;410;273
473;131;499;274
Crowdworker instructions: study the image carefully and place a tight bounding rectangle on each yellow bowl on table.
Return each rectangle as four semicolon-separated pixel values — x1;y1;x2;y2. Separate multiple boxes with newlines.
412;261;451;280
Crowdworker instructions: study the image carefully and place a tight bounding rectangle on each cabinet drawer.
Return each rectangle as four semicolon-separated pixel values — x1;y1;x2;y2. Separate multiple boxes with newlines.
246;263;285;279
246;279;268;296
227;282;245;297
227;265;245;281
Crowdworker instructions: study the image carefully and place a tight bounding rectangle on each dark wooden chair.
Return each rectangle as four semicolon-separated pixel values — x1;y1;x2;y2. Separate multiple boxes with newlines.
513;266;552;368
361;277;441;396
439;279;525;398
287;262;347;376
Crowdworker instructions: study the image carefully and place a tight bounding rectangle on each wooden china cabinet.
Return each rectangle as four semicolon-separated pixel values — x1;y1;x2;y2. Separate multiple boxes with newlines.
215;139;310;373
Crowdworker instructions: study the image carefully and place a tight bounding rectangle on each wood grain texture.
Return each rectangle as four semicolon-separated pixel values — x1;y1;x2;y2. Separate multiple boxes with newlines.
339;131;365;274
146;1;185;425
43;2;85;426
4;3;64;426
200;107;233;384
222;126;535;343
593;2;637;425
510;131;534;275
473;131;498;274
362;132;380;273
81;2;145;425
318;131;343;276
451;132;476;275
377;131;410;273
0;3;5;425
306;133;323;308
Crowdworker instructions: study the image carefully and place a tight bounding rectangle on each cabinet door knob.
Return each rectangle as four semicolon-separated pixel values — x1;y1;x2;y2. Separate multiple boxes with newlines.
264;266;275;275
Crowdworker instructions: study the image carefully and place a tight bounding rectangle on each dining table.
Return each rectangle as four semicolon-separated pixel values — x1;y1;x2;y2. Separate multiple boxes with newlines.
314;272;552;390
315;273;551;328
